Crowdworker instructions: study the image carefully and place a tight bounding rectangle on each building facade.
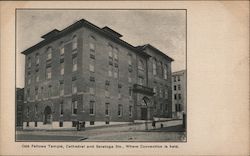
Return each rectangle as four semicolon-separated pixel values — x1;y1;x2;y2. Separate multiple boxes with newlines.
172;70;186;119
16;88;24;127
22;19;173;129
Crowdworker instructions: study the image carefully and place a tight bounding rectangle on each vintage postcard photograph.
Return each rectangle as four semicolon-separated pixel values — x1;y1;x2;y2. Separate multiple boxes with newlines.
15;9;187;142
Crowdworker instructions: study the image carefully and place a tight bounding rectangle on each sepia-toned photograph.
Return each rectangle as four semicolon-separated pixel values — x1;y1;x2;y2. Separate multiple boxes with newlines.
15;9;187;142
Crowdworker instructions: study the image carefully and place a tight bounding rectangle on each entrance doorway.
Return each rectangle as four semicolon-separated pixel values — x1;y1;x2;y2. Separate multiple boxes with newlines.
141;108;147;120
44;106;52;124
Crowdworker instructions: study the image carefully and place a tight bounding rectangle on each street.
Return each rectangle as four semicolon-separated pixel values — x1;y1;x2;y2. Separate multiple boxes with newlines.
16;125;186;142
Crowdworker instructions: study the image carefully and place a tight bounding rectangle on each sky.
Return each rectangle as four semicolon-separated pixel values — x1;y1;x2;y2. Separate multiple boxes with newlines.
16;10;186;88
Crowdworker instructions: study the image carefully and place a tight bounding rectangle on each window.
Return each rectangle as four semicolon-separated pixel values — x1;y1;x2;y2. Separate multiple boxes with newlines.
164;88;168;98
174;76;177;82
35;121;37;127
159;87;163;98
72;100;77;114
178;94;181;99
59;121;63;127
160;62;164;77
129;87;132;100
36;74;39;82
26;88;30;101
35;53;39;65
128;54;132;65
174;94;177;100
48;85;52;97
35;88;38;100
153;87;157;96
60;42;64;56
89;87;95;95
34;105;38;116
89;64;95;72
47;47;52;60
89;42;95;51
72;121;77;127
164;64;168;79
108;65;112;77
118;87;121;99
28;57;31;68
90;121;95;125
178;76;180;81
128;77;132;83
89;101;95;115
118;104;122;117
108;45;113;58
27;106;30;117
160;103;163;113
72;36;77;50
174;85;177;90
90;76;95;82
138;77;144;85
72;81;77;94
105;121;109;125
60;63;64;75
60;101;63;115
178;85;181;90
138;59;144;71
175;104;181;112
105;103;109;116
46;67;52;79
72;57;77;72
129;105;132;117
28;77;31;85
113;48;118;60
60;82;64;96
105;90;110;98
153;58;157;76
114;69;118;79
40;87;43;99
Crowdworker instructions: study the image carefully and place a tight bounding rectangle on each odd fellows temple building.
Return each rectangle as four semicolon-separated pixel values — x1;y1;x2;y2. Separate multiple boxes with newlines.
21;19;174;129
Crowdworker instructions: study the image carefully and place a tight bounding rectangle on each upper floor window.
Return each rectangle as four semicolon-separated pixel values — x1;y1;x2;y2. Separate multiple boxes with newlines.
128;54;132;65
164;88;168;98
178;76;181;81
113;48;118;61
138;59;144;71
89;87;95;95
153;58;157;76
108;45;113;58
72;57;77;72
60;62;64;75
138;76;144;86
153;86;157;96
178;84;181;90
72;81;77;94
164;64;168;79
72;36;77;50
60;82;64;96
89;36;96;51
60;42;64;56
47;47;52;60
48;85;52;97
46;67;52;79
35;53;40;65
35;87;38;100
89;61;95;72
27;57;31;68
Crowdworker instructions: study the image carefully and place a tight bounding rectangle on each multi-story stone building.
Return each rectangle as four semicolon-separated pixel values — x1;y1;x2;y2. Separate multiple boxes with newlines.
16;88;24;127
21;19;173;129
172;70;186;119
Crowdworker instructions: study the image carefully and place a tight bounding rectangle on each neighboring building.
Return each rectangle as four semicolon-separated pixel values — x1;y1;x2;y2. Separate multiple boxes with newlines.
16;88;24;127
21;19;173;129
172;70;186;119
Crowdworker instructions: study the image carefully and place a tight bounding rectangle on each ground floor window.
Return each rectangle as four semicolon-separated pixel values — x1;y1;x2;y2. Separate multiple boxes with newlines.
72;121;77;127
90;121;95;125
59;121;63;127
175;104;182;112
105;121;109;125
35;121;37;127
26;122;29;127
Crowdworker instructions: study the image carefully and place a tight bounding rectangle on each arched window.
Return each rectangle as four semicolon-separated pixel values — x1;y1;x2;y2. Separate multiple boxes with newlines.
72;35;77;50
138;59;144;71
